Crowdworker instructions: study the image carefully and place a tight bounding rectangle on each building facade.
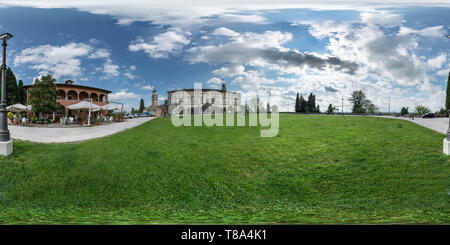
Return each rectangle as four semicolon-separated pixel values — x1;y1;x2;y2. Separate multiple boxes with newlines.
24;80;112;120
167;84;241;115
144;89;167;117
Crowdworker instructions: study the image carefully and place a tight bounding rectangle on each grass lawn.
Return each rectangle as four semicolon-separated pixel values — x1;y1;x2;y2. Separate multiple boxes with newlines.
0;114;448;224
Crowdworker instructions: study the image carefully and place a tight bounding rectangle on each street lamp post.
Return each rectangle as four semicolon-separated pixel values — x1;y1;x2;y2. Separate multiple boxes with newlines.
443;35;450;155
0;33;13;156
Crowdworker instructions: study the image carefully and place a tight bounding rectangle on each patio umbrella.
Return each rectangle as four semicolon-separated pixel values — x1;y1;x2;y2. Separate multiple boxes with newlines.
67;101;101;125
7;103;27;112
100;103;122;111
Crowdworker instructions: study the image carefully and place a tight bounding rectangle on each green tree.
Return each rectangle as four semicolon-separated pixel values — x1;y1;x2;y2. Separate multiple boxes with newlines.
295;93;300;112
400;107;409;116
414;105;431;114
327;104;334;114
2;67;18;105
17;79;26;104
349;90;370;113
267;102;271;113
139;98;145;113
438;107;448;116
307;93;316;113
28;75;58;118
365;101;378;114
316;104;320;113
446;71;450;111
299;95;307;112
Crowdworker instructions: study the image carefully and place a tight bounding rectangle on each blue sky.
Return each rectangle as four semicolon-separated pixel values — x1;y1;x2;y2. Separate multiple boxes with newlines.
0;1;449;112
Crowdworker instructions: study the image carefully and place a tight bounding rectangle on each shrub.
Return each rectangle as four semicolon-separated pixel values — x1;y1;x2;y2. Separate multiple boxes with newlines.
414;105;431;115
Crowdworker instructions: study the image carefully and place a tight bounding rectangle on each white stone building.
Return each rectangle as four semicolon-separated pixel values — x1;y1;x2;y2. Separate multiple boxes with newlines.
168;84;241;115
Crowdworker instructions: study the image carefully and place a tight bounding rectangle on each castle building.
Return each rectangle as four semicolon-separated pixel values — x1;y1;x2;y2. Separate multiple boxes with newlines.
167;83;241;115
144;89;166;117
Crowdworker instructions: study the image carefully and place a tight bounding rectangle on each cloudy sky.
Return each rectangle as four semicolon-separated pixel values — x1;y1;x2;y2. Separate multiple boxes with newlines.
0;0;449;112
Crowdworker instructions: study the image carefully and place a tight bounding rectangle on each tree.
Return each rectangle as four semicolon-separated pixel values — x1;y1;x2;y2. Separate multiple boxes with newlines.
299;95;307;112
295;93;300;112
349;90;376;114
366;103;378;114
446;71;450;111
267;102;271;113
17;79;26;104
400;107;409;116
415;105;431;114
438;107;448;116
307;93;316;113
316;104;320;113
3;67;18;105
28;75;58;118
139;98;145;113
327;104;334;114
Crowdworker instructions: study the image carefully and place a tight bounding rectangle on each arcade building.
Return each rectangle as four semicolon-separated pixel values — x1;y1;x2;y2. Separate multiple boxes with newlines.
24;80;112;121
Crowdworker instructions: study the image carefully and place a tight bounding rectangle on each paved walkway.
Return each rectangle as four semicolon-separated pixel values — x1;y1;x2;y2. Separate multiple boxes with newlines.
370;115;448;135
10;117;155;143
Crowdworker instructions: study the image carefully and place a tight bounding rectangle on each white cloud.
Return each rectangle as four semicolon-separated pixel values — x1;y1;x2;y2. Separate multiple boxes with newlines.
187;29;358;75
213;64;245;77
206;77;223;88
102;58;120;77
360;11;405;27
302;19;434;85
109;89;140;100
129;28;191;58
14;42;122;80
142;85;155;90
427;53;447;70
14;42;93;79
211;27;240;37
399;25;445;37
88;48;110;59
1;1;447;28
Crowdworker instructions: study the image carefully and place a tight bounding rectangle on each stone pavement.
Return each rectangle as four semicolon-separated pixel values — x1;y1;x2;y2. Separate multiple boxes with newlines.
10;117;155;143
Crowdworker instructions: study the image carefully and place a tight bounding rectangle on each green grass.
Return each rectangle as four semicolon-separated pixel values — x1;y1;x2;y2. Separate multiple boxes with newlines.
0;114;449;224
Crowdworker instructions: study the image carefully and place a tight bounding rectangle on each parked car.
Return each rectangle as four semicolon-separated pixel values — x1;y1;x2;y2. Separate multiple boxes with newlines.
422;112;435;118
123;114;131;119
133;113;139;118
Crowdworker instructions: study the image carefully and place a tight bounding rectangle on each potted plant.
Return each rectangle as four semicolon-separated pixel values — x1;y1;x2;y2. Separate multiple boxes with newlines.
7;112;13;123
30;114;36;124
116;113;124;122
93;118;100;126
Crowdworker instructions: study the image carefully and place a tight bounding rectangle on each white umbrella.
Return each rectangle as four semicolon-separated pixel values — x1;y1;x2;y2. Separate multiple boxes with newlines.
67;101;101;125
7;103;27;112
100;103;122;111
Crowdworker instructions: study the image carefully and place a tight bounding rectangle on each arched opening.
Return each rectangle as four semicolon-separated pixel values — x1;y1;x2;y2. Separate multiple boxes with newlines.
79;91;89;101
90;92;98;102
99;94;105;103
228;106;234;114
67;90;78;100
56;90;66;100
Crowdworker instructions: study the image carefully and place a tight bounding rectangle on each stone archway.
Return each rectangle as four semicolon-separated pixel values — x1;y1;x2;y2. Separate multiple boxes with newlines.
90;92;98;102
79;91;89;101
57;90;66;100
67;90;78;100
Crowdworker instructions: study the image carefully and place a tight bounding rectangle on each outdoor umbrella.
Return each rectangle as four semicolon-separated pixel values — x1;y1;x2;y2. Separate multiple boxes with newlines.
100;103;122;111
66;101;101;125
6;103;27;112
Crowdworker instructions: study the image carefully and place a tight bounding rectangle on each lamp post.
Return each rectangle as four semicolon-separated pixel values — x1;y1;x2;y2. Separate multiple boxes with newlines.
443;35;450;155
0;33;13;156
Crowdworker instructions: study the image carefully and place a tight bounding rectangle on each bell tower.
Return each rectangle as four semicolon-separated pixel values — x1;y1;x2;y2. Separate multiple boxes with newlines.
152;89;158;107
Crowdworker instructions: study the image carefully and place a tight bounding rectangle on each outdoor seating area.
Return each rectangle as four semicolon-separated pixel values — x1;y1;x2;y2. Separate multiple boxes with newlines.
7;101;124;128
